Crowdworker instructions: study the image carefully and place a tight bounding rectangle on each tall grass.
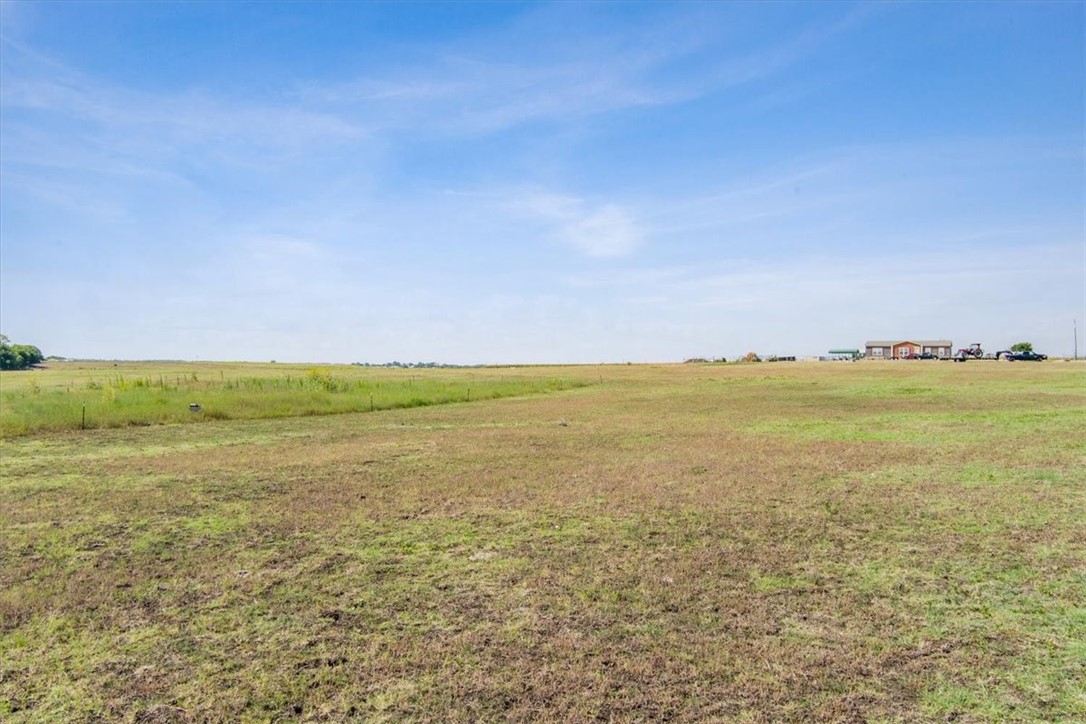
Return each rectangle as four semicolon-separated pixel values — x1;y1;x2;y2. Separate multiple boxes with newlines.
0;367;586;436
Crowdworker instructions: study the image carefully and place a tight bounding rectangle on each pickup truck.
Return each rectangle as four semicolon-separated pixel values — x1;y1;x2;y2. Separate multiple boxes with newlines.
1003;350;1047;361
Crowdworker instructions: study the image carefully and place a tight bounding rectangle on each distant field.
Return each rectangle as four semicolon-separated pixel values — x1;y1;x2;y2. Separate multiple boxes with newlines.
0;361;588;436
2;360;1084;721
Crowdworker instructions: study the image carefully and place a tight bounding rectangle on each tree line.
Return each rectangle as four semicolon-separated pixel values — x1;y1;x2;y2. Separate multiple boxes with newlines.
0;335;44;370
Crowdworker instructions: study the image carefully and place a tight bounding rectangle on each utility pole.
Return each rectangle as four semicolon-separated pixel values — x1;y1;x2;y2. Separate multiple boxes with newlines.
1075;319;1079;360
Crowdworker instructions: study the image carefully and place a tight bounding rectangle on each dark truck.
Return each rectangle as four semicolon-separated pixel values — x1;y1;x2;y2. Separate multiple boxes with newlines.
1002;350;1048;361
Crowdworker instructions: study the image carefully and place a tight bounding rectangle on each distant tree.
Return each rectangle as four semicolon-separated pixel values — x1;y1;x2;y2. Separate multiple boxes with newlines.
741;352;761;363
0;335;44;370
1010;341;1034;352
15;345;43;367
0;336;14;370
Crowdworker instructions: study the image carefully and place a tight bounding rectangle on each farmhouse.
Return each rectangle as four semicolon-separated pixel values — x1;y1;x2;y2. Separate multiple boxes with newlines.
865;340;953;359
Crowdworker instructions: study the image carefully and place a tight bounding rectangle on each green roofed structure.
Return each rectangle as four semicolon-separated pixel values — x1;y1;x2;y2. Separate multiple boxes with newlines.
828;349;862;359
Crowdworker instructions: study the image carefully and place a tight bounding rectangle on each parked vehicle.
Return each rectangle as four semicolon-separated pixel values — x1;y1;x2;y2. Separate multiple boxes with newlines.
914;352;939;360
1003;350;1047;361
955;343;984;359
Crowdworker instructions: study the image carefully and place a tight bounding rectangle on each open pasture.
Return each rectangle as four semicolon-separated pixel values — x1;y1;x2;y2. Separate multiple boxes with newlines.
0;361;586;436
1;360;1084;721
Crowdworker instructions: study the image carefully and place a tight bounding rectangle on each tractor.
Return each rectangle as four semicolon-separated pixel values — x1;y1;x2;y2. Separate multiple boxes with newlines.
955;342;984;359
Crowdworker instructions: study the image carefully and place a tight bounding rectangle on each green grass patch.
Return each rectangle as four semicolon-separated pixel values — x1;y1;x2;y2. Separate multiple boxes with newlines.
0;363;588;436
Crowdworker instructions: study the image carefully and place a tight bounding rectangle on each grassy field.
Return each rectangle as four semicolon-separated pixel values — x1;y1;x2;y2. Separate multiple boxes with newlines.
0;362;588;436
1;360;1084;721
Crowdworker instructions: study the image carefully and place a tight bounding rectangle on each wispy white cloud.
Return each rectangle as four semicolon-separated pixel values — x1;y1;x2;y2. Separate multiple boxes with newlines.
513;191;644;258
291;4;877;136
0;39;365;161
632;136;1084;257
705;2;882;89
562;206;644;258
296;55;667;136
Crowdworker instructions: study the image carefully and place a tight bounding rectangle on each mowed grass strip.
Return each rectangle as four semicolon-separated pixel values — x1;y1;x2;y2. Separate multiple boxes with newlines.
1;361;1084;721
0;362;588;436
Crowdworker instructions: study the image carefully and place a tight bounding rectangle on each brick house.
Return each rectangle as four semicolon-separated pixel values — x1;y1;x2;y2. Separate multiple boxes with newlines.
865;340;953;359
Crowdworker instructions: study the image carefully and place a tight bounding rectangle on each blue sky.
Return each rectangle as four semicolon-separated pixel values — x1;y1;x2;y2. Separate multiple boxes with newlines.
1;1;1083;363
